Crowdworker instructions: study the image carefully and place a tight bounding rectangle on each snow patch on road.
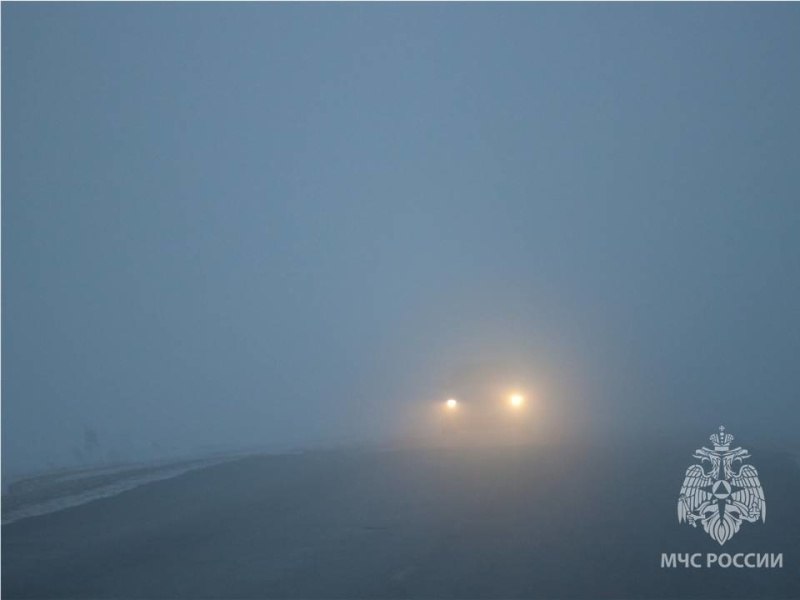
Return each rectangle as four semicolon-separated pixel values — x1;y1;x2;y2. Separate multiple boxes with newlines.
2;457;235;525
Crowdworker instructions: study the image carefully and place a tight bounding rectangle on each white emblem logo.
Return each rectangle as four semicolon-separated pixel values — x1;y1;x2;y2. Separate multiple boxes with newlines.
677;426;766;545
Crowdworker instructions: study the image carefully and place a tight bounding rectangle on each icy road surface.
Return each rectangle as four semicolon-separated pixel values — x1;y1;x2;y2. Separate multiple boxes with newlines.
3;445;800;599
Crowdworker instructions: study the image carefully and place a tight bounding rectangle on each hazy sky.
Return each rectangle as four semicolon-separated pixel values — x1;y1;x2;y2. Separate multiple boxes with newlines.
4;4;799;475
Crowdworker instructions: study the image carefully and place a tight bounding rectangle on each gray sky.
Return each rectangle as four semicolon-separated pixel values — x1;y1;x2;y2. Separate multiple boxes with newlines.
4;4;800;475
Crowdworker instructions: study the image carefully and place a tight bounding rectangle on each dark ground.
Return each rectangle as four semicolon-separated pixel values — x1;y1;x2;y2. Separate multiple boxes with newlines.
3;444;799;599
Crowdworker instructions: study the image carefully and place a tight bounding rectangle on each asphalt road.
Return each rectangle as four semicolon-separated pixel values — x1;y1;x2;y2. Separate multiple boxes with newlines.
3;444;800;599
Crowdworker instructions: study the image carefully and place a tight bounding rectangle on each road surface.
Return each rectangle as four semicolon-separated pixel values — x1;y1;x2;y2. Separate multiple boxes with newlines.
3;444;800;598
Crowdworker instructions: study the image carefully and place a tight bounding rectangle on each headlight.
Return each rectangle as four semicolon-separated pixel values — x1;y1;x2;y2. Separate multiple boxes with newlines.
446;398;458;409
509;394;524;408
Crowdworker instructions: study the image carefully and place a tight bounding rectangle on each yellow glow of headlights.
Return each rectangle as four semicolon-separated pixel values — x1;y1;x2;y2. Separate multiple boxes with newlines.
446;398;458;409
510;394;524;407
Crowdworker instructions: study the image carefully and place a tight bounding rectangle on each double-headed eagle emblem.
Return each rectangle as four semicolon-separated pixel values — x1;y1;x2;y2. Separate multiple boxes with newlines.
677;426;766;545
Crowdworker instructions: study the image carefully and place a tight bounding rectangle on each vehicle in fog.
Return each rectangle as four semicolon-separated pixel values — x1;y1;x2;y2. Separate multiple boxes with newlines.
438;361;535;445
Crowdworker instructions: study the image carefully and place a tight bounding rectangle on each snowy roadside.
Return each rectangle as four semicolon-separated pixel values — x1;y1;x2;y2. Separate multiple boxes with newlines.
1;454;245;525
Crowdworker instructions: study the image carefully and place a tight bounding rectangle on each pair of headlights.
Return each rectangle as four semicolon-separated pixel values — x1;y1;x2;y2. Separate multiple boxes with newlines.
445;394;524;410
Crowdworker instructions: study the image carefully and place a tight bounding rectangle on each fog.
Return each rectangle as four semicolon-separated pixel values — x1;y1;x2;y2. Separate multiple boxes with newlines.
3;4;800;479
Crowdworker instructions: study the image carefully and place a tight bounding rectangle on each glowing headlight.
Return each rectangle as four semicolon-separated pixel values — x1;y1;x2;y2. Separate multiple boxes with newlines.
510;394;524;408
446;398;458;409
